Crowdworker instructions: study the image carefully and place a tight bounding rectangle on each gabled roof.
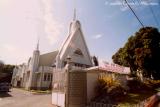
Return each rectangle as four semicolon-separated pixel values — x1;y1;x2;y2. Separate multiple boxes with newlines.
86;66;130;75
56;19;93;68
39;51;58;66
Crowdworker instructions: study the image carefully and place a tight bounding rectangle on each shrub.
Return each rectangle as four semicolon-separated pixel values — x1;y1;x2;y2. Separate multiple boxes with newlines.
127;79;141;92
144;79;160;89
126;78;160;92
95;75;126;101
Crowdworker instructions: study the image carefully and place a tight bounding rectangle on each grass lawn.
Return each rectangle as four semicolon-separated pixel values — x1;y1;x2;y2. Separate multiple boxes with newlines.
117;90;158;107
14;88;51;94
155;87;160;92
30;90;51;94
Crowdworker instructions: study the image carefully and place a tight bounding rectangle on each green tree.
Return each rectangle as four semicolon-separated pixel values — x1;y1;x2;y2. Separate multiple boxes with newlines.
0;61;15;82
112;27;160;79
0;60;4;72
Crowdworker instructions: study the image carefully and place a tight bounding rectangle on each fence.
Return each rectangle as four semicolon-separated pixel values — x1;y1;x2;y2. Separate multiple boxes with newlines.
52;68;66;92
52;68;87;107
88;102;117;107
88;98;149;107
52;69;66;107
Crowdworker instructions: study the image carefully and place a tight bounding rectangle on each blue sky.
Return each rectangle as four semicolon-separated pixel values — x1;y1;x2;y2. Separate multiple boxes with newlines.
0;0;160;64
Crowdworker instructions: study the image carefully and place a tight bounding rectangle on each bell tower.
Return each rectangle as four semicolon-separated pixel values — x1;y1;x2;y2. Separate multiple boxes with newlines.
27;38;40;89
31;39;40;72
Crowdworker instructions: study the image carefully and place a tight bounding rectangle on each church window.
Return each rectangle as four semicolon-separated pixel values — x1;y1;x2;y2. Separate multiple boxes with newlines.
63;61;67;67
74;63;84;67
51;74;52;81
48;73;52;81
74;48;83;56
44;74;47;81
47;74;50;81
74;63;90;68
44;73;52;81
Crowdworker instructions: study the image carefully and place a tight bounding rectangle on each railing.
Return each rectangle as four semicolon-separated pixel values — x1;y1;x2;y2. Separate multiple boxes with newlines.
38;66;53;72
52;69;66;92
72;66;86;70
88;98;149;107
88;102;145;107
88;102;117;107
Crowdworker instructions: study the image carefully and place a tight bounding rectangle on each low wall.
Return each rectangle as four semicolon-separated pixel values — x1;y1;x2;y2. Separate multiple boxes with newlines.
52;68;128;107
68;71;87;107
86;71;99;104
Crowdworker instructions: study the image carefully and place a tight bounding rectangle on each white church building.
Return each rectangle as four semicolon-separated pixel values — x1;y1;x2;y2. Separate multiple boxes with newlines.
11;49;58;90
11;10;130;107
11;11;94;90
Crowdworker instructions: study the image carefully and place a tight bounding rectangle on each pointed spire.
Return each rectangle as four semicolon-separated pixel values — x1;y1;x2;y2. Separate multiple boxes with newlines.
36;36;39;50
73;8;76;21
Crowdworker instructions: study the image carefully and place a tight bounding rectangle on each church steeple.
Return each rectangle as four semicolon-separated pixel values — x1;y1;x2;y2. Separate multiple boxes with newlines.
73;8;76;21
31;37;40;72
28;36;40;89
36;37;39;51
56;7;93;68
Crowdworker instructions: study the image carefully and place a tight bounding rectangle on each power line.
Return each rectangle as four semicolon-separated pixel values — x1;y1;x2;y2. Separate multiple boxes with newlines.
146;0;160;28
124;0;145;27
135;0;160;29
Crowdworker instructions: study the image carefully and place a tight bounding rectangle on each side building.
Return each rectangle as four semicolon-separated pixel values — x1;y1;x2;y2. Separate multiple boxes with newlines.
11;48;58;90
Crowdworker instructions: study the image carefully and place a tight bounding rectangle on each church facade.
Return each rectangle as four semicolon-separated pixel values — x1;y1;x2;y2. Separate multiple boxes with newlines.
11;13;93;90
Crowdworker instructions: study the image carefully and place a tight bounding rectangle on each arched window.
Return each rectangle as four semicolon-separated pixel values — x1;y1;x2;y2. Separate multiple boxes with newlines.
74;48;83;56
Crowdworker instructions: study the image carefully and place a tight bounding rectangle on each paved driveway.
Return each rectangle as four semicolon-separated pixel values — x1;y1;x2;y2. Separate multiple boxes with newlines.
0;88;55;107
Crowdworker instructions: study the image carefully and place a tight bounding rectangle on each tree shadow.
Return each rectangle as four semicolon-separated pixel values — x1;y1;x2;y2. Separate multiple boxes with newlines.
0;92;12;98
117;90;157;105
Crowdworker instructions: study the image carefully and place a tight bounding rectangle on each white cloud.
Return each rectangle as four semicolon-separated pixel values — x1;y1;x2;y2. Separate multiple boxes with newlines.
105;0;158;12
120;6;129;12
0;0;66;64
0;0;11;11
42;0;64;45
92;34;103;39
119;0;159;11
0;44;31;64
2;44;17;52
104;0;129;12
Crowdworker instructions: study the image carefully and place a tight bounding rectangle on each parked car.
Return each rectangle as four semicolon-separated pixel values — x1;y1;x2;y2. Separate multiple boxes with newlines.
0;82;11;92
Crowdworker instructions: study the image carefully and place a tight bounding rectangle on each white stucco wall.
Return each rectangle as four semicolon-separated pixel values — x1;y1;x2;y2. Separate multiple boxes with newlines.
86;69;129;104
86;71;99;103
